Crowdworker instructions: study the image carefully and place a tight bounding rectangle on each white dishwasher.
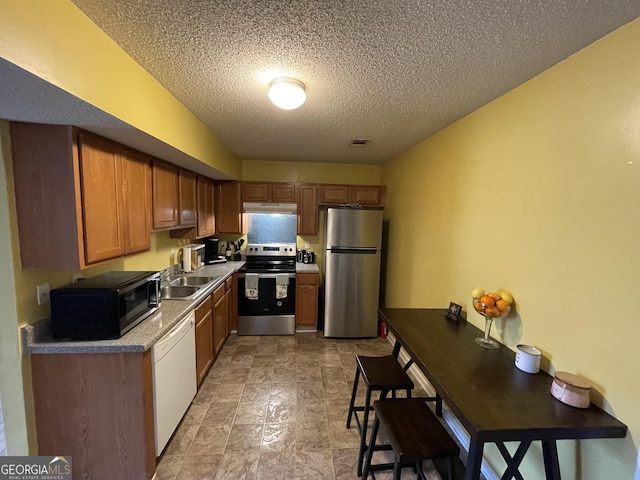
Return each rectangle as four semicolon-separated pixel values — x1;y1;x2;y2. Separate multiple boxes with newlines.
152;310;197;456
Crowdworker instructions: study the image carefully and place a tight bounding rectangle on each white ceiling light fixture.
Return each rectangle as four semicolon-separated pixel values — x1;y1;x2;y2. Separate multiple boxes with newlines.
268;77;306;110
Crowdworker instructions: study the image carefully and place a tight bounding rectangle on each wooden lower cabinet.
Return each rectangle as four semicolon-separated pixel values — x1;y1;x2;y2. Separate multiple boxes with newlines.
225;275;235;338
231;273;238;330
213;284;227;355
296;273;319;327
31;352;156;479
194;295;214;386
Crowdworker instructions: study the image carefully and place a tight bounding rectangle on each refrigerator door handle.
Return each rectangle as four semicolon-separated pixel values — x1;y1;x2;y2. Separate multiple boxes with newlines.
329;247;378;254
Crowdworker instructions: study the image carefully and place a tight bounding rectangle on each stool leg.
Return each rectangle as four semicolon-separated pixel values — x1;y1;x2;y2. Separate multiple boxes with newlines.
346;367;361;428
362;415;380;479
357;388;373;477
392;460;401;480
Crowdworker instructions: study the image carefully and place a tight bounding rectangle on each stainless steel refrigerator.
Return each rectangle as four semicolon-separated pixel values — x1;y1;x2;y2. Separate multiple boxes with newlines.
324;208;383;338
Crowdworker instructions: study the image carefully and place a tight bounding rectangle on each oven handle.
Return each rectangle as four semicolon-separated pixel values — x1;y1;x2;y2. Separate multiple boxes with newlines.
237;273;296;279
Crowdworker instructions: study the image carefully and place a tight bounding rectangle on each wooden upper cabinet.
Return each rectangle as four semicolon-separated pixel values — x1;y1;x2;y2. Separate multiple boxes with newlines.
271;183;296;203
318;184;349;205
178;169;197;227
152;160;179;230
242;182;270;202
242;181;296;203
196;176;215;237
78;133;126;264
215;181;242;234
121;149;152;255
296;184;318;235
10;122;152;269
349;185;386;206
318;183;386;207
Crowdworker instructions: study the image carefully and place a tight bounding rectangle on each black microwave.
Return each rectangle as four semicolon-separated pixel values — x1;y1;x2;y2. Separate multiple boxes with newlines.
50;271;161;340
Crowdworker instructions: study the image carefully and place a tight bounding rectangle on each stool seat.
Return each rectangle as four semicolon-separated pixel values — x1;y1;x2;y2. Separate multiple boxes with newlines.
375;398;459;464
347;354;415;477
357;355;415;390
362;398;460;480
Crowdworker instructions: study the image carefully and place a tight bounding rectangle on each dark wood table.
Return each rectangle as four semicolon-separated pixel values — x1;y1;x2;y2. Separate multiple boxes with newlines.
378;308;627;480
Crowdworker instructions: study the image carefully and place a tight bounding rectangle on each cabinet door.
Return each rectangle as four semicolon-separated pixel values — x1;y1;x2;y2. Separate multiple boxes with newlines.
295;273;319;327
195;310;214;386
318;184;349;205
196;176;215;237
242;182;270;202
121;149;151;254
231;273;238;330
179;169;197;227
224;285;231;340
272;183;296;203
349;185;386;206
215;182;242;233
296;184;318;235
78;133;125;264
152;160;179;229
213;289;227;355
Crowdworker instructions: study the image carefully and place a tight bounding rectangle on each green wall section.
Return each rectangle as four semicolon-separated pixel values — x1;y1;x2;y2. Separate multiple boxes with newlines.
382;18;640;478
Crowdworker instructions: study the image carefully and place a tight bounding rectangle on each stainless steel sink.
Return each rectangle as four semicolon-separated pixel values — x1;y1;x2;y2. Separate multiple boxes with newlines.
160;285;201;300
169;276;219;287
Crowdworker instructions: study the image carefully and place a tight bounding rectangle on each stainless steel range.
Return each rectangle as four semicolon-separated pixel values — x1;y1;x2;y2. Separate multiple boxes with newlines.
238;244;297;335
238;203;298;335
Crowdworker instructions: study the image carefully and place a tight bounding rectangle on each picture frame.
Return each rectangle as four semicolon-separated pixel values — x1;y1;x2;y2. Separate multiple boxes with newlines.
446;302;462;321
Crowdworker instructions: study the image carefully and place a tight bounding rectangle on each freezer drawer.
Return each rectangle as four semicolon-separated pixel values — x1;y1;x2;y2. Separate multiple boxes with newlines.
323;250;381;338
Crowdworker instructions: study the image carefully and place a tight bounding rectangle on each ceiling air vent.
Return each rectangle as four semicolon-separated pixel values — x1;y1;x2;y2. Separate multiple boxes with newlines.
350;139;370;147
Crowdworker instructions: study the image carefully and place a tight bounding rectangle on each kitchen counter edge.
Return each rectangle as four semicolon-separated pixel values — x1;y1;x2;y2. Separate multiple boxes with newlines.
21;262;245;355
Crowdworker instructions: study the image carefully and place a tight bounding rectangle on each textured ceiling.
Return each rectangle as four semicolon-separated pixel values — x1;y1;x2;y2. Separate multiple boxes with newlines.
57;1;640;163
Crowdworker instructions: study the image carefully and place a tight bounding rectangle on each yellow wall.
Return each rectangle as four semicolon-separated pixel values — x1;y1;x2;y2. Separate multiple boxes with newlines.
0;0;240;179
242;159;382;184
382;19;640;478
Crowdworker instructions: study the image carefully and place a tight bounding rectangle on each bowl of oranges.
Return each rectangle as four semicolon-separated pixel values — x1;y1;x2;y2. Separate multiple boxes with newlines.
471;288;514;349
471;288;513;319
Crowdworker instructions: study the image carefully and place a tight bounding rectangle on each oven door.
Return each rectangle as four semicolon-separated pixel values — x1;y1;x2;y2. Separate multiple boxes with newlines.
237;272;296;335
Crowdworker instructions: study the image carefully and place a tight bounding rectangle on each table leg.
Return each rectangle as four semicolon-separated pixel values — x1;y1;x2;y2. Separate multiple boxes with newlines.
542;440;562;480
496;440;531;480
465;435;484;480
392;339;401;358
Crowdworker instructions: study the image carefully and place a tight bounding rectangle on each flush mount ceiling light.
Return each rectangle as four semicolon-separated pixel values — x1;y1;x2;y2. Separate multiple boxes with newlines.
268;78;306;110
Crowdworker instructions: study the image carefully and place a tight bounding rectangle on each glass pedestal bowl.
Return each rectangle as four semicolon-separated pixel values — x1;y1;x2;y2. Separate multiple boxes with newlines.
474;313;505;349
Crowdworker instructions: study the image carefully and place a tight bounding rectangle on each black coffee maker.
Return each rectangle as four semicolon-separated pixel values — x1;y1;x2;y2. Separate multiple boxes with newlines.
203;237;220;264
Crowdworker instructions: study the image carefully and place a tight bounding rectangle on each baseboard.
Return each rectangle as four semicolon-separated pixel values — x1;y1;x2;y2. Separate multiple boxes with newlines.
387;332;500;480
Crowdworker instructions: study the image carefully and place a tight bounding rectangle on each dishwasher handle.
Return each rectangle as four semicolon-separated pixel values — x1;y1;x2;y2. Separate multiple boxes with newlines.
153;311;195;363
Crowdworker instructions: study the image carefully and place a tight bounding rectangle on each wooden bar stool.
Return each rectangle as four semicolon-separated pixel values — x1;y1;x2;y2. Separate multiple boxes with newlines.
346;354;415;477
362;398;460;480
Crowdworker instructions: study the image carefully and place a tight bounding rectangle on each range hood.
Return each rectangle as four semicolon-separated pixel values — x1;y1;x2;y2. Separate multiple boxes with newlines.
243;202;297;214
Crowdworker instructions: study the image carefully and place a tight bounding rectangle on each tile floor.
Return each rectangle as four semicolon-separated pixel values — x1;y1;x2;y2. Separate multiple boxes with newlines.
155;332;444;480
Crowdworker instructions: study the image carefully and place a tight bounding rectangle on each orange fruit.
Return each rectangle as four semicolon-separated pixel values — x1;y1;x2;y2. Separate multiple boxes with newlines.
487;292;501;302
484;306;501;317
480;295;495;307
473;301;483;312
496;299;510;313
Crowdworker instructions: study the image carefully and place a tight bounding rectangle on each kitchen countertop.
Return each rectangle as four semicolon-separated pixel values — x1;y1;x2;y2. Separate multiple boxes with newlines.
21;261;245;355
295;262;319;273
